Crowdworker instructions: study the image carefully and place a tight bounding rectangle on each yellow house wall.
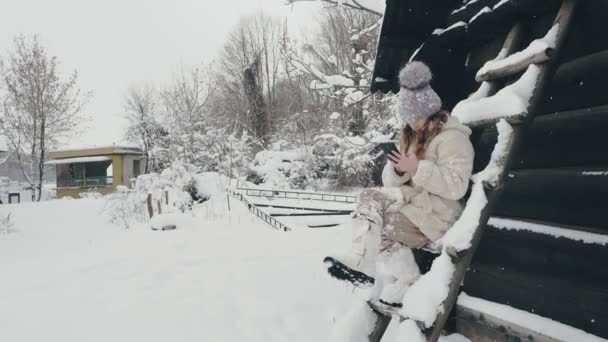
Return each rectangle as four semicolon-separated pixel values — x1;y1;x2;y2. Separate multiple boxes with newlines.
112;154;123;186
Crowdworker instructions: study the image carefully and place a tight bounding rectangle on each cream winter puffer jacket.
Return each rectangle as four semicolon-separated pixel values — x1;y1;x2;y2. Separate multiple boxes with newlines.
381;116;474;241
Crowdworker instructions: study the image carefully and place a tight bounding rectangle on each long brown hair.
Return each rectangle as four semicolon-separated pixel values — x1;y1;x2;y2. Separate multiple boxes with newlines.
399;110;449;159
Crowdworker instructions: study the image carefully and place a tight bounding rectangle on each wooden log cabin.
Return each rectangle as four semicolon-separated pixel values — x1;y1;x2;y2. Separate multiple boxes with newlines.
370;0;608;340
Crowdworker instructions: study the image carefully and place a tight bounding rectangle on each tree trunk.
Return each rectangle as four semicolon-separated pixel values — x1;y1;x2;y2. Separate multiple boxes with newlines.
243;58;268;147
37;116;46;201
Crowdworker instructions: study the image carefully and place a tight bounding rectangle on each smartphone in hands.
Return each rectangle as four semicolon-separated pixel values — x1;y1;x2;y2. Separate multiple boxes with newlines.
378;142;400;157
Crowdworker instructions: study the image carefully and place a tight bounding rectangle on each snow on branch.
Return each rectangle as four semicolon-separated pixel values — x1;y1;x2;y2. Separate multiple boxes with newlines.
285;0;383;17
476;24;559;82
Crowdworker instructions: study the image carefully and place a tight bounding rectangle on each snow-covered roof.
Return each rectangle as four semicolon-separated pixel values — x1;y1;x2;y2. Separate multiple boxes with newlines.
45;156;113;165
49;146;143;160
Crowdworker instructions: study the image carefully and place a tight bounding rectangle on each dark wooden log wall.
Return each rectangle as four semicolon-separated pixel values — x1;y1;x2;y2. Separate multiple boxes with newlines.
372;0;608;338
462;1;608;338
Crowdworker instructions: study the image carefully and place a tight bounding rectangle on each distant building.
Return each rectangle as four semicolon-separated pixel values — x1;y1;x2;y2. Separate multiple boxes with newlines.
0;149;57;185
46;146;144;198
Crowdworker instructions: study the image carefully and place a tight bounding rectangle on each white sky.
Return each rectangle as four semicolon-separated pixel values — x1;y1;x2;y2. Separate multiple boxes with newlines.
0;0;324;148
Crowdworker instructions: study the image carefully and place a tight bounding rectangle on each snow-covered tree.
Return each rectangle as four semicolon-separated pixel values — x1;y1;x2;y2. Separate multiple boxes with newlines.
218;13;286;148
0;35;89;201
281;6;386;136
161;66;215;165
123;83;169;173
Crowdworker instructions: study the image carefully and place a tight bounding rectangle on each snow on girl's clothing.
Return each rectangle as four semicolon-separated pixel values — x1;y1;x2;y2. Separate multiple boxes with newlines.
381;116;474;241
354;189;429;249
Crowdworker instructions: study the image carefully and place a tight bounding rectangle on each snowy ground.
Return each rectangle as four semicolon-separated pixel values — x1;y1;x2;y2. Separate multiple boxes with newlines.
0;191;358;342
0;176;475;342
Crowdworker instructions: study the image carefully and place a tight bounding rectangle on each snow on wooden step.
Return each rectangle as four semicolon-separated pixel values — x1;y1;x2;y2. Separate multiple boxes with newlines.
453;64;539;125
488;217;608;245
476;24;559;82
457;293;608;342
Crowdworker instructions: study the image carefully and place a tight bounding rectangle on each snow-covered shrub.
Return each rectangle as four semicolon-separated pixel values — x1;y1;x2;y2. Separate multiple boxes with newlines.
103;187;148;229
312;134;342;157
158;161;201;210
79;189;103;199
168;127;254;180
0;212;15;234
246;148;319;189
335;153;376;188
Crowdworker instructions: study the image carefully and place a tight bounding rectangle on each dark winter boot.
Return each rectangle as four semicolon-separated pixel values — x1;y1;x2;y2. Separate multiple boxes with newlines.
323;212;382;287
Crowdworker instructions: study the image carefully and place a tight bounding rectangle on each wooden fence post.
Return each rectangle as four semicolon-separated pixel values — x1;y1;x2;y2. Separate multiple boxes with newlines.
146;194;154;218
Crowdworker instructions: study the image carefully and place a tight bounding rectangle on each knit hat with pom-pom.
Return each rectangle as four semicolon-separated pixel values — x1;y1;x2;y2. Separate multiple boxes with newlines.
397;61;442;125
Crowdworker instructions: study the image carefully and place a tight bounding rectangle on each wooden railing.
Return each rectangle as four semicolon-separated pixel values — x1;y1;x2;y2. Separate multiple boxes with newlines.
235;187;358;203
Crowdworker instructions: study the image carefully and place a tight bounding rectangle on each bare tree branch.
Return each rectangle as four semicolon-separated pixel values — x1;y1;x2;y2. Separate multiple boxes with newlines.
285;0;383;17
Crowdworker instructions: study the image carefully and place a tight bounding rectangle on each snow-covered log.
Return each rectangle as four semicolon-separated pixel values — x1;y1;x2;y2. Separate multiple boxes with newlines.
453;64;540;126
475;24;559;82
455;293;608;342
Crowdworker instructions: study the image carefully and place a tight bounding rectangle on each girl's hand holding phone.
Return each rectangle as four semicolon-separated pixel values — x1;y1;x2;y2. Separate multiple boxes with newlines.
388;150;419;174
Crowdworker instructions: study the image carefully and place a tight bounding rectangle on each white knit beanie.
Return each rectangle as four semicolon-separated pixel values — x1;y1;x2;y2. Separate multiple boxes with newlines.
397;61;442;125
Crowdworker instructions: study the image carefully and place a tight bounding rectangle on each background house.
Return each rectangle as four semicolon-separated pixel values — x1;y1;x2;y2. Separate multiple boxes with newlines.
47;146;144;198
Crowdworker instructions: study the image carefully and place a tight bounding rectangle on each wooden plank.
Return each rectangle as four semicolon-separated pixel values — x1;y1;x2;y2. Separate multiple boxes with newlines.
368;308;392;342
476;47;554;82
464;112;525;129
493;193;608;230
463;224;608;338
307;223;340;228
463;264;608;339
425;185;503;342
551;49;608;87
503;166;608;195
270;212;352;217
253;203;353;213
453;304;564;342
476;224;608;281
473;104;608;171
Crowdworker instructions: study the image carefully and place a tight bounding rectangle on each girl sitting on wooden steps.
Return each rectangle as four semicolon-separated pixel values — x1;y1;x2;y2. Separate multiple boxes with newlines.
324;61;475;309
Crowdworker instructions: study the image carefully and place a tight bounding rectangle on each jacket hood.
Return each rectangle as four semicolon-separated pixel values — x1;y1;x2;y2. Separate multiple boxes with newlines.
442;116;472;137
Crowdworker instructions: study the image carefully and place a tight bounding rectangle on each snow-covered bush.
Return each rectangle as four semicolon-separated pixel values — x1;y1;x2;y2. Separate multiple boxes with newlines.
79;189;103;199
103;187;148;229
246;148;319;189
0;212;15;234
246;131;382;190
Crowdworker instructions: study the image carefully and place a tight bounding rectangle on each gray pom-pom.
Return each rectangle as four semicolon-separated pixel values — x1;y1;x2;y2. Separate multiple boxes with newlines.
399;61;433;89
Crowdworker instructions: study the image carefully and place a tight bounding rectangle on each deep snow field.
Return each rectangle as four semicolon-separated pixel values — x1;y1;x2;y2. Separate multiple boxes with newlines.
0;191;360;342
0;177;473;342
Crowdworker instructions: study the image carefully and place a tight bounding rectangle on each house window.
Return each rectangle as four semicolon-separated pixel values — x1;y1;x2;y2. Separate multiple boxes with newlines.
56;160;113;188
133;159;141;177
